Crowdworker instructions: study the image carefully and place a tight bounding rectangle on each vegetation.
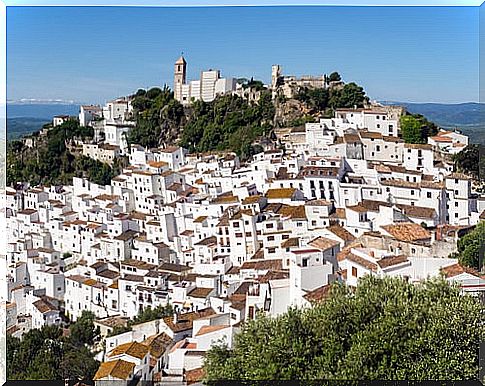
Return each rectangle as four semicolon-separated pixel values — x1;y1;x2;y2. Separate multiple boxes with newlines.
238;77;266;91
106;324;132;338
295;87;330;112
7;119;122;187
328;71;342;82
288;115;316;127
130;304;174;326
453;144;480;179
128;86;185;149
450;221;484;271
204;276;484;381
179;91;275;159
400;113;439;144
105;304;174;338
130;79;368;160
7;311;100;381
295;82;368;114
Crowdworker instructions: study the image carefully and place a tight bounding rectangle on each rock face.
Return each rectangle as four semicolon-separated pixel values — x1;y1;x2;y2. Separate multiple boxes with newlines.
156;105;188;148
273;98;308;128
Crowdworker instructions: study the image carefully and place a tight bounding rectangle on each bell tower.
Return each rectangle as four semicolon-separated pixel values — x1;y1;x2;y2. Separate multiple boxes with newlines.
174;54;187;102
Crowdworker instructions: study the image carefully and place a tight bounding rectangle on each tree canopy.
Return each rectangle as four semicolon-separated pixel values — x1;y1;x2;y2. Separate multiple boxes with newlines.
204;276;484;381
130;304;174;326
295;82;368;114
106;304;174;338
7;311;100;381
454;144;480;179
7;119;122;187
179;91;275;159
328;82;368;109
450;221;485;271
328;71;342;82
400;113;439;144
128;86;185;149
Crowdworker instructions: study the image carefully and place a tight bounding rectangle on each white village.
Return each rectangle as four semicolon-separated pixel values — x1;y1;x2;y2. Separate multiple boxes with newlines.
4;56;485;385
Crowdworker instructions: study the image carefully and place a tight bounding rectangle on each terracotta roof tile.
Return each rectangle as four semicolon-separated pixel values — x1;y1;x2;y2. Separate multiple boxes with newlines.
93;359;135;381
381;223;431;242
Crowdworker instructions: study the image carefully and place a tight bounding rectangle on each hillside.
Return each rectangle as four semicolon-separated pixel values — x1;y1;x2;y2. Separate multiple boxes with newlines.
129;81;368;158
6;119;123;187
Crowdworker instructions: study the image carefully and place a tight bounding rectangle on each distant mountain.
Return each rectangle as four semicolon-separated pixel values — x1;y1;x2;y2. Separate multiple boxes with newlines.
7;103;80;119
380;101;485;144
7;103;80;140
7;118;50;140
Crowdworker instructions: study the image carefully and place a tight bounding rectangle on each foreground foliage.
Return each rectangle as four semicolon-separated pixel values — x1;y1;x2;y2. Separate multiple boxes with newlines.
204;276;484;381
7;311;100;381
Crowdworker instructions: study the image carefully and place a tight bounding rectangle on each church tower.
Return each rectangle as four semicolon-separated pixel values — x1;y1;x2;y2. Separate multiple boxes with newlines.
174;55;187;102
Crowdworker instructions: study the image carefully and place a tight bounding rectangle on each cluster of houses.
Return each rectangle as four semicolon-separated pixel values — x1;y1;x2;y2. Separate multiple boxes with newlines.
5;93;485;385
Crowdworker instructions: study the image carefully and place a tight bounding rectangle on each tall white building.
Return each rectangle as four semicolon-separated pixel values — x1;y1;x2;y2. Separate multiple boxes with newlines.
173;56;236;105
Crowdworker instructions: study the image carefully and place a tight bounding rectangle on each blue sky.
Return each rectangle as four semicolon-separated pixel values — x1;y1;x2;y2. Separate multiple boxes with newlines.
6;6;479;104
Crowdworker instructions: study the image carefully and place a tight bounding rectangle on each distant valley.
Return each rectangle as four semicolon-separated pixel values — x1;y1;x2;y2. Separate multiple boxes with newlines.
381;101;485;144
7;103;79;140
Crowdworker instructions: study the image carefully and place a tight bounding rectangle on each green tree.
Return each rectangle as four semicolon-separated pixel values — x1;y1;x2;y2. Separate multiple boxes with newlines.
328;82;367;109
179;92;275;159
7;320;100;381
204;276;484;381
296;87;329;111
454;144;479;179
68;310;99;347
400;115;424;144
129;85;184;149
130;304;174;326
400;113;439;144
451;221;485;271
328;71;342;82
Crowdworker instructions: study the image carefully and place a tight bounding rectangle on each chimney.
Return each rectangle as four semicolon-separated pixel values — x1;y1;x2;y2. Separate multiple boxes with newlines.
173;311;178;325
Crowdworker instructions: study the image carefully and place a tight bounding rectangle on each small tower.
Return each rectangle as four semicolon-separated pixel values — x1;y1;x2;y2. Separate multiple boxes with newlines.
174;55;187;102
271;64;282;89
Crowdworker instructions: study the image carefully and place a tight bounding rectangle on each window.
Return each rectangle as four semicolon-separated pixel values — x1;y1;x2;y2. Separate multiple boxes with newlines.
352;266;358;277
267;236;275;241
427;192;432;198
